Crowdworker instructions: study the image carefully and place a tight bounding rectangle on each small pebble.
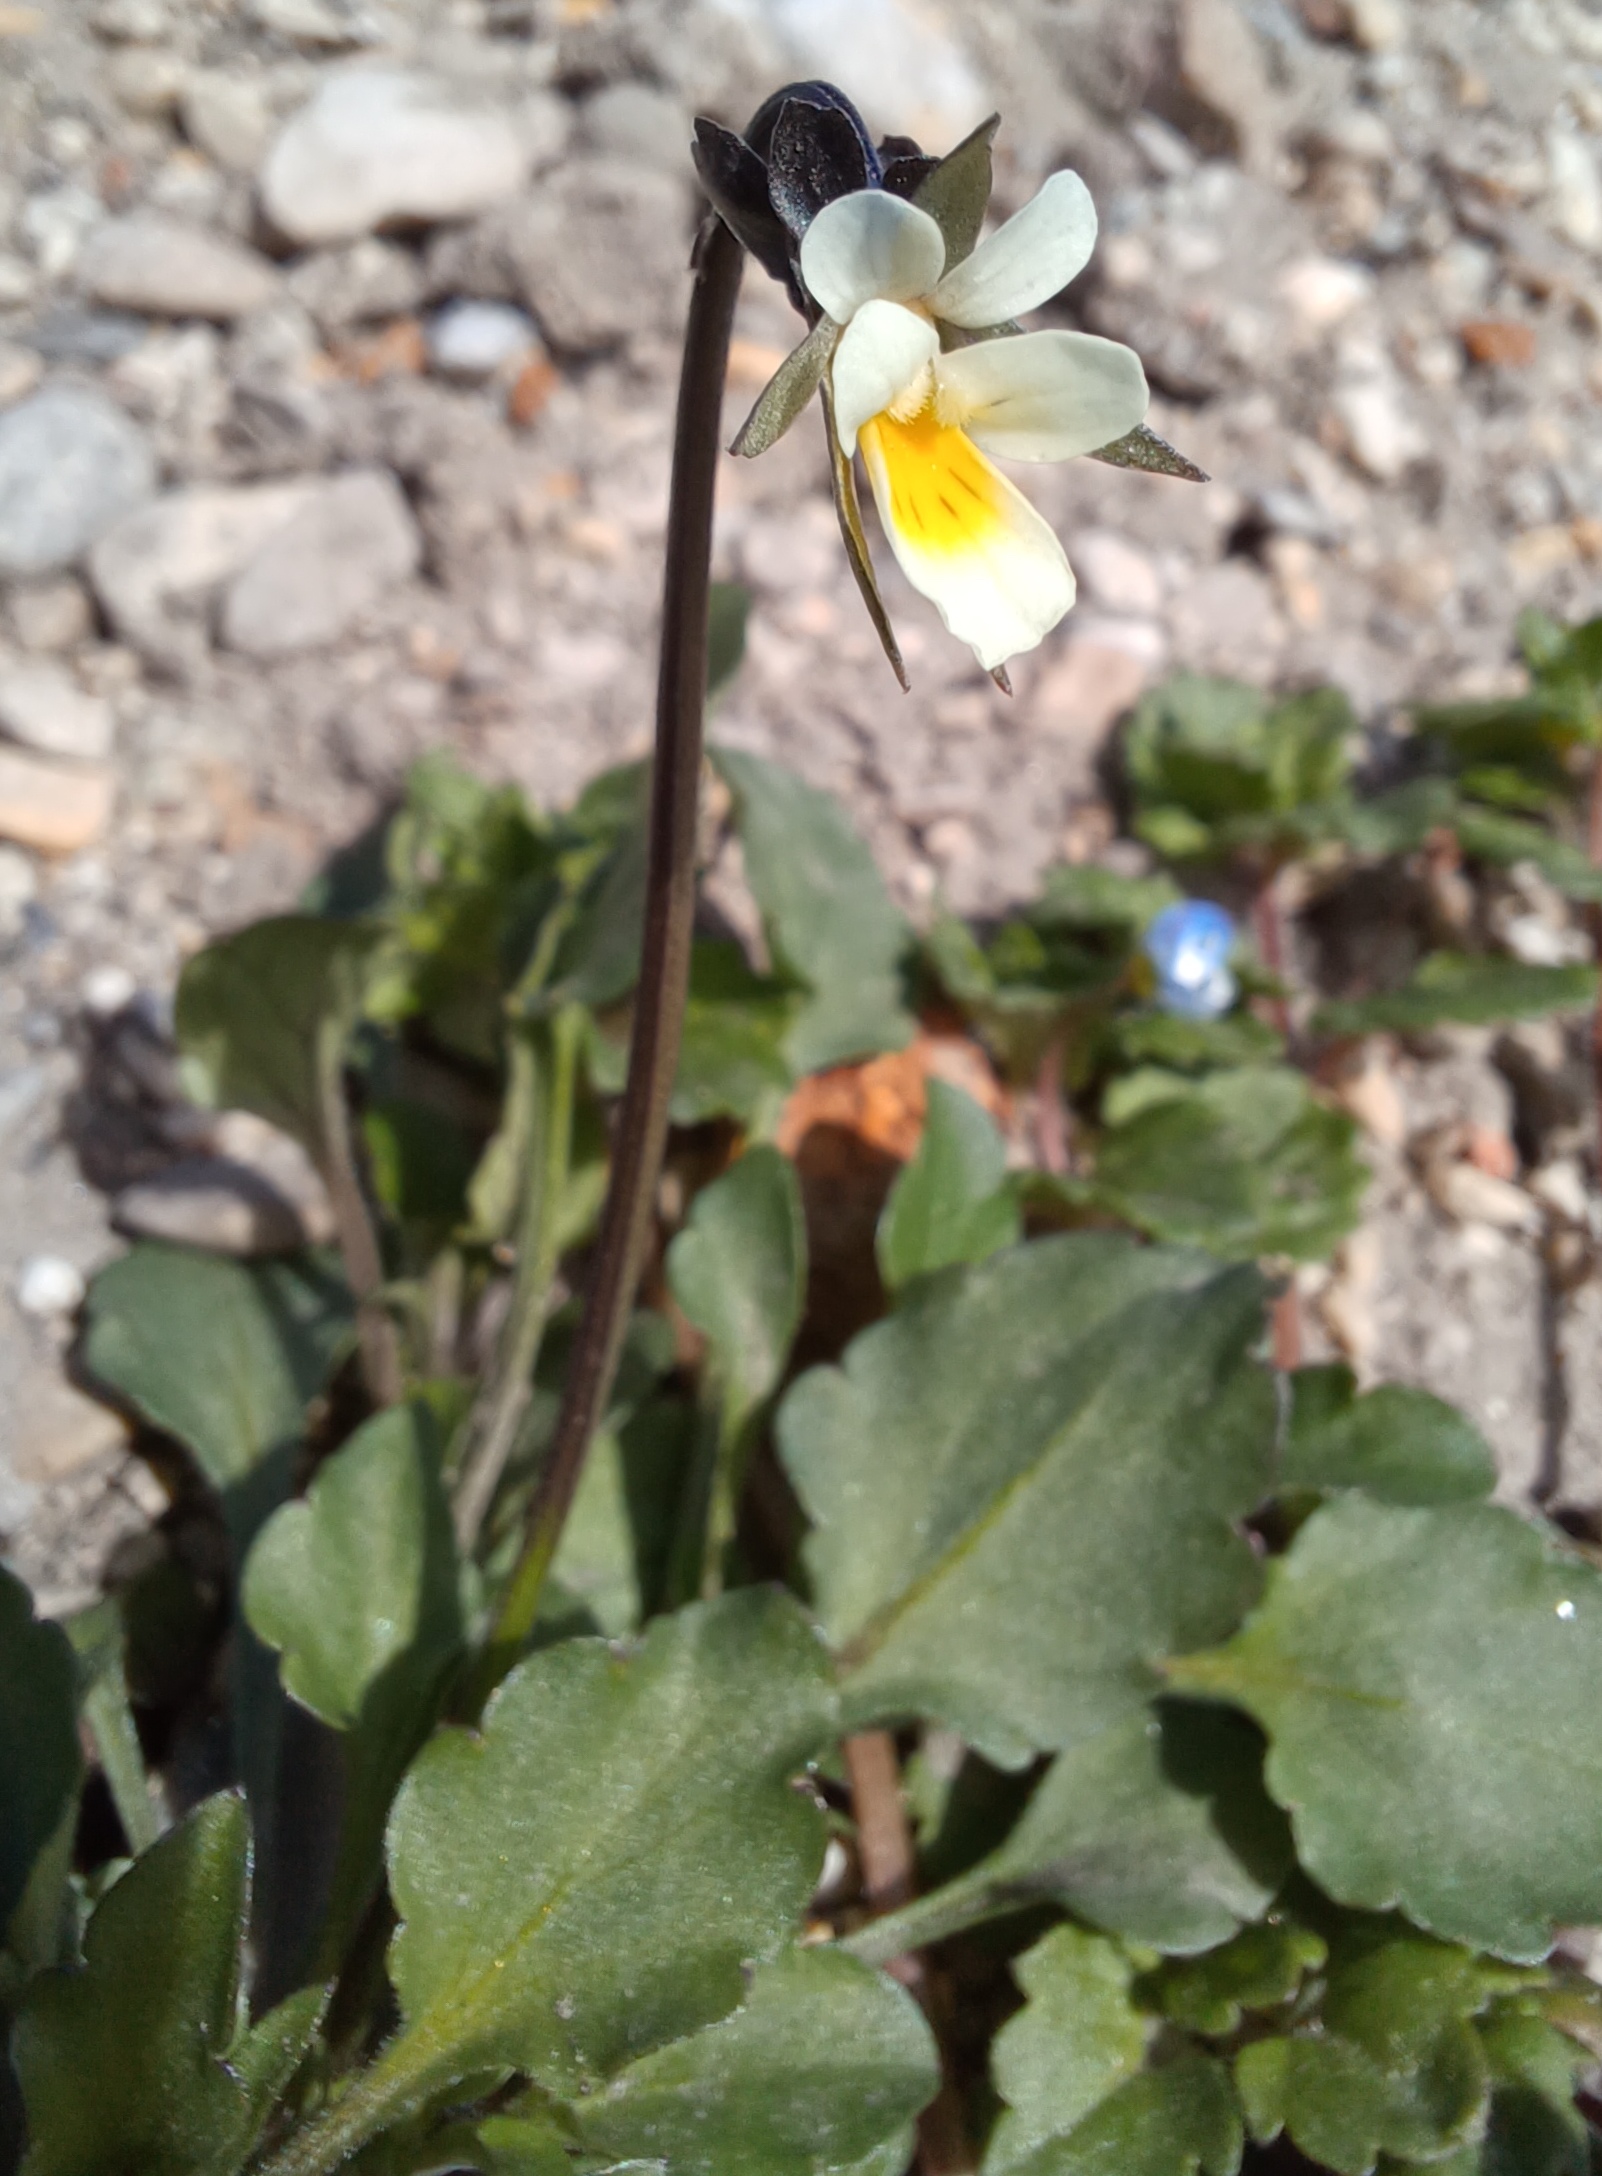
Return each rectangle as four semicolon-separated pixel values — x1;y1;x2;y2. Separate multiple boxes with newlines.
81;962;137;1016
17;1256;87;1319
426;299;539;381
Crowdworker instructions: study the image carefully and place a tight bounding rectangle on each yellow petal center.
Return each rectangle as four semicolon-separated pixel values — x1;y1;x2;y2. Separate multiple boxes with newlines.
858;398;1008;560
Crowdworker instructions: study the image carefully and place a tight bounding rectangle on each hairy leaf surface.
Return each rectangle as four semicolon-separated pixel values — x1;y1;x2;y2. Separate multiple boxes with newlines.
877;1080;1019;1290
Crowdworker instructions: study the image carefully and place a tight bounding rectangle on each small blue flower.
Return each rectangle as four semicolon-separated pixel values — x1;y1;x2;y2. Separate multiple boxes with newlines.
1143;900;1238;1020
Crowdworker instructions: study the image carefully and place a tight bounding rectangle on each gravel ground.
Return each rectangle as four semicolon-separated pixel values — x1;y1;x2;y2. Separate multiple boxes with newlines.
2;0;1601;1607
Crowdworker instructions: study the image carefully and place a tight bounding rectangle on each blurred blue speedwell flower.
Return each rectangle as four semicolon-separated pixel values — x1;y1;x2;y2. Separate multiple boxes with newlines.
1143;900;1238;1020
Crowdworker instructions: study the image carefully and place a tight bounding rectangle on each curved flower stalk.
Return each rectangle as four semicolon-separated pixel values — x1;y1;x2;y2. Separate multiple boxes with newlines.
698;88;1206;687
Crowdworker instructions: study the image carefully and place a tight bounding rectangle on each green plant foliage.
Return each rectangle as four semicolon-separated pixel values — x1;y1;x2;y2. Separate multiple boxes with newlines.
295;1591;835;2159
1089;1065;1365;1261
1282;1367;1496;1506
243;1404;461;1732
1125;674;1355;858
1314;953;1599;1038
706;580;751;700
779;1235;1272;1765
65;1601;160;1857
176;915;384;1153
12;1795;322;2176
984;1927;1148;2173
1149;1919;1327;2037
712;746;915;1072
1167;1497;1602;1958
856;1703;1290;1962
80;1245;351;1515
912;113;1000;267
667;1147;806;1432
568;1945;939;2175
877;1080;1020;1290
1470;2009;1591;2176
1002;2055;1242;2176
0;1569;80;1941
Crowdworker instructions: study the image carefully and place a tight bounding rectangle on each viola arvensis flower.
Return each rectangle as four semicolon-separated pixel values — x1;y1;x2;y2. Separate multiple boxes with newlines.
695;85;1204;690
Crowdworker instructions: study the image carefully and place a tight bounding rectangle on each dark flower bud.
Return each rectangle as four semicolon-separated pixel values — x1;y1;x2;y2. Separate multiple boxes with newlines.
693;80;911;320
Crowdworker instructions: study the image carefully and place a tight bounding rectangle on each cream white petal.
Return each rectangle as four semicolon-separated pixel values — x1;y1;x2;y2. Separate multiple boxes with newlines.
800;188;948;325
929;169;1097;330
937;330;1149;462
858;410;1075;671
830;300;941;457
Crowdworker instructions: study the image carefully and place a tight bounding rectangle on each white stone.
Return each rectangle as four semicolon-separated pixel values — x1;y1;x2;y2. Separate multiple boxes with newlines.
82;963;137;1015
704;0;988;146
1278;255;1376;330
1330;364;1427;483
114;1160;309;1256
17;1256;87;1318
107;45;188;117
0;747;114;855
426;298;539;379
19;185;103;279
1530;1159;1591;1227
1426;1158;1541;1234
0;664;115;764
1344;0;1406;48
261;70;530;247
0;385;157;579
91;0;170;37
180;72;274;172
89;478;321;669
507;158;688;352
1548;127;1602;254
248;0;372;45
221;469;423;657
78;213;280;320
1070;530;1163;618
578;82;691;172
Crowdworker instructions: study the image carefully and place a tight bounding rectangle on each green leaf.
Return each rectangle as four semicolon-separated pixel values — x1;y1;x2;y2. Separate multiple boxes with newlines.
64;1601;160;1857
778;1234;1272;1766
571;1945;939;2176
0;1569;80;1941
856;1703;1290;1963
1125;677;1354;850
309;1591;836;2153
1314;953;1599;1038
912;114;1000;267
1453;807;1602;902
1236;2033;1418;2176
586;942;799;1128
985;1927;1147;2174
1471;2010;1590;2176
1090;1066;1366;1262
819;373;908;691
1106;1011;1282;1076
1282;1367;1496;1506
877;1080;1020;1291
13;1794;288;2176
712;746;915;1072
81;1244;352;1509
243;1404;462;1731
549;1397;697;1637
708;580;751;700
1167;1497;1602;1959
731;322;836;458
668;1147;806;1433
1005;2055;1242;2176
1030;865;1182;933
176;914;383;1154
1150;1920;1327;2037
1088;424;1210;484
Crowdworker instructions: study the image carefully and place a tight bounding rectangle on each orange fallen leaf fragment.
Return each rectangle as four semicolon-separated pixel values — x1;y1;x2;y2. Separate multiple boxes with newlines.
1461;318;1537;368
776;1034;1008;1165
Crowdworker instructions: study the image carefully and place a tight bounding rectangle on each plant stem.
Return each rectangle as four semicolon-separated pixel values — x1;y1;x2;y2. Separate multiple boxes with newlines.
488;214;744;1659
1588;751;1602;1186
317;1018;403;1409
452;1007;581;1551
1251;868;1303;1372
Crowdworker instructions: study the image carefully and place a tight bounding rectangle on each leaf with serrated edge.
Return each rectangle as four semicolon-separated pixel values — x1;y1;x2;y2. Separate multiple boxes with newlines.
1281;1368;1495;1507
820;376;909;690
878;1080;1020;1291
304;1591;835;2154
732;320;837;458
572;1946;939;2176
852;1701;1289;1964
1167;1497;1602;1960
668;1146;807;1434
0;1569;80;1943
1088;424;1210;483
779;1234;1272;1766
13;1794;301;2176
985;1927;1147;2174
1313;955;1599;1040
712;746;915;1075
1153;1921;1327;2038
913;115;1000;269
1004;2055;1242;2176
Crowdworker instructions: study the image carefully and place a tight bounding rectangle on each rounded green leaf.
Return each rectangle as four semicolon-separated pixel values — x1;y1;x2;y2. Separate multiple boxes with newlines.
573;1945;939;2176
877;1080;1020;1292
1006;2055;1242;2176
986;1927;1147;2173
1167;1498;1602;1959
668;1146;806;1431
1282;1369;1495;1507
779;1235;1272;1765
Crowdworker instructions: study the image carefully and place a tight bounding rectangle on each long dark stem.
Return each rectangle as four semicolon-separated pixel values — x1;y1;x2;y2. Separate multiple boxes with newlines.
490;215;744;1656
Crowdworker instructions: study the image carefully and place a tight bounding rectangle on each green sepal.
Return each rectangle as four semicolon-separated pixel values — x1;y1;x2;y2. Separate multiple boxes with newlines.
912;113;1001;269
821;376;908;690
1089;424;1210;483
731;319;838;458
